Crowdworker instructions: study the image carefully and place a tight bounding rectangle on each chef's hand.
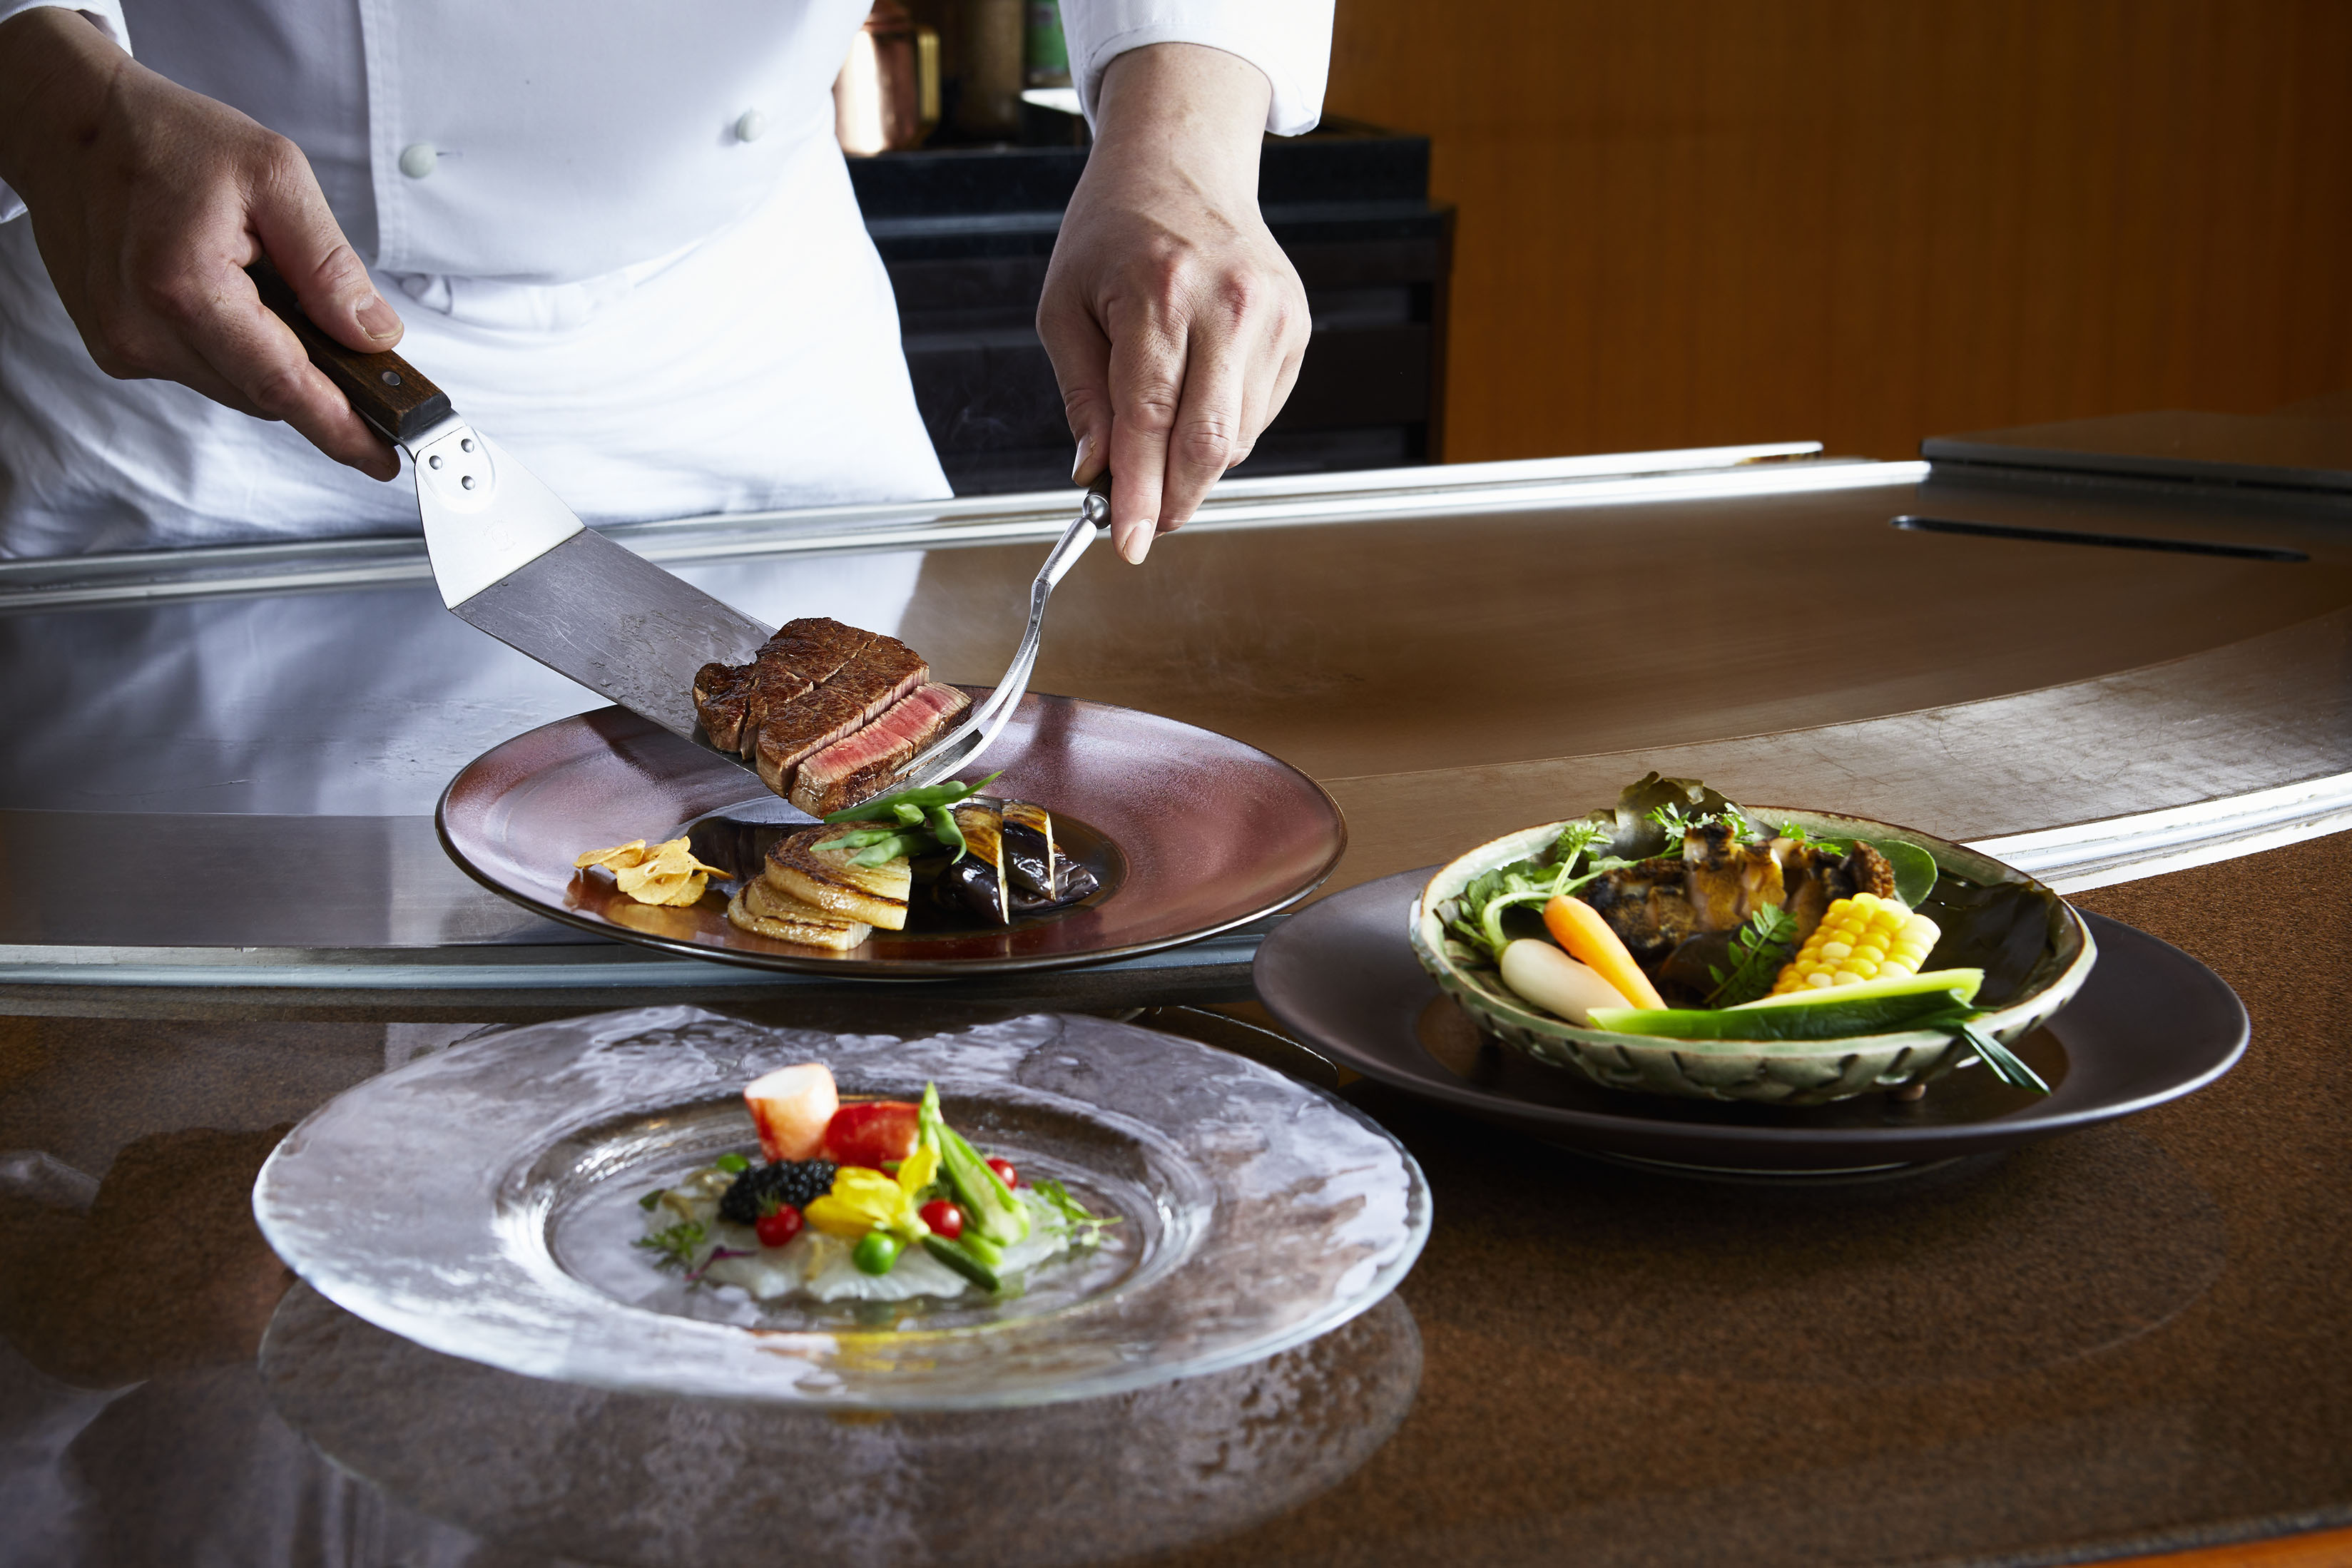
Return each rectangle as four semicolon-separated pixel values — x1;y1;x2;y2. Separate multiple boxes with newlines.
1038;44;1308;564
0;7;401;479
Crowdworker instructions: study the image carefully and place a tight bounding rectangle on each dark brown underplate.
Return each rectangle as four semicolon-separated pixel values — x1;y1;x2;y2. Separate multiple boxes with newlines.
1254;869;2247;1174
437;693;1346;977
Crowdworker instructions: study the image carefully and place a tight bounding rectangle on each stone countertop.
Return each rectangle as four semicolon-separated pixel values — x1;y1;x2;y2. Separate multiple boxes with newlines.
0;831;2348;1566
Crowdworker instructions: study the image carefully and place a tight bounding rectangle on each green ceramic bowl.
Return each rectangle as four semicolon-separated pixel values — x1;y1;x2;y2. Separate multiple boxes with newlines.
1408;808;2097;1106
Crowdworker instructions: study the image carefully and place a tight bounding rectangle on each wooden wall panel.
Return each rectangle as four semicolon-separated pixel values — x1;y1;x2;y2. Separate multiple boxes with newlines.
1325;1;2352;462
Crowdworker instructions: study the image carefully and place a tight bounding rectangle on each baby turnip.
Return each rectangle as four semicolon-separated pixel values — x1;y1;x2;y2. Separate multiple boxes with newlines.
1499;940;1634;1024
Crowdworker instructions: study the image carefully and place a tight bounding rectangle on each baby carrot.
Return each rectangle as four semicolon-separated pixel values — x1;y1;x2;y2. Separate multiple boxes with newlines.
1542;895;1666;1010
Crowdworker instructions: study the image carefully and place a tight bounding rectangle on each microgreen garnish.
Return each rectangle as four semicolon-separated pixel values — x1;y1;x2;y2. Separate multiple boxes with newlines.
1647;799;1753;844
1033;1178;1119;1246
1448;848;1639;962
633;1220;706;1270
637;1188;663;1211
686;1246;751;1283
713;1153;750;1174
1705;905;1799;1007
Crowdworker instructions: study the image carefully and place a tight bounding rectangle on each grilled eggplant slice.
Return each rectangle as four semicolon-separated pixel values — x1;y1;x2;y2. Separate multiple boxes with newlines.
940;804;1012;925
1000;801;1057;900
993;800;1101;912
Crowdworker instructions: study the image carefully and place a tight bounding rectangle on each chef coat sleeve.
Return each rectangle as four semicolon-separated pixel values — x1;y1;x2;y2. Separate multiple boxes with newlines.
1058;0;1333;138
0;2;132;225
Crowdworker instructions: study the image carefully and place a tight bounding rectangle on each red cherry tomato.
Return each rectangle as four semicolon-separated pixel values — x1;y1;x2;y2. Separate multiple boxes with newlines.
823;1101;921;1168
919;1199;964;1239
986;1157;1019;1189
754;1203;804;1248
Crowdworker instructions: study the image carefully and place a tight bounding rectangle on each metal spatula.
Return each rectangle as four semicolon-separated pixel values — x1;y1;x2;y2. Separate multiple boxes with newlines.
252;263;769;751
253;263;1101;793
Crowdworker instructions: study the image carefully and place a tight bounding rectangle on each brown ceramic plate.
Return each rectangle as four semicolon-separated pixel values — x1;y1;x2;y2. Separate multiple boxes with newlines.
1255;870;2246;1175
437;693;1345;977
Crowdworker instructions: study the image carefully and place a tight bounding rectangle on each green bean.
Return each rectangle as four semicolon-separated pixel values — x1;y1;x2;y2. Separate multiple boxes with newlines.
812;826;904;854
930;803;967;863
847;832;930;867
823;771;1006;824
892;801;926;826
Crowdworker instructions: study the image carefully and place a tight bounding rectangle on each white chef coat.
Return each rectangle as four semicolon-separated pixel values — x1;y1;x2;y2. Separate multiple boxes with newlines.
0;0;1332;558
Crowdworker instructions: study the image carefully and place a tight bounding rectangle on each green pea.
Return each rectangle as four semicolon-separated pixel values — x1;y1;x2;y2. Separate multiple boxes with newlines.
852;1231;904;1276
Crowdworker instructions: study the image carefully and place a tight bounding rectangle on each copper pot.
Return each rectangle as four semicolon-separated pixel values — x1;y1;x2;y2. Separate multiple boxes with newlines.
835;1;940;156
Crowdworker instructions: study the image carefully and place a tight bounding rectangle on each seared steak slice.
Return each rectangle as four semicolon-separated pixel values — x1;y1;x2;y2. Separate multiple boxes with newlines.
758;617;875;685
754;682;871;794
692;618;876;755
788;683;971;815
750;635;930;795
822;636;930;722
693;658;802;754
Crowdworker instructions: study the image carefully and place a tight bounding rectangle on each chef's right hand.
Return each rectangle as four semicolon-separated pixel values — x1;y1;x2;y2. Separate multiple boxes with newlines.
0;7;401;479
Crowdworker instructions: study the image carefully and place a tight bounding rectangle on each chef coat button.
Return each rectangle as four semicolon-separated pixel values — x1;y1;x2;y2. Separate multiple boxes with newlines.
734;110;767;143
398;143;438;179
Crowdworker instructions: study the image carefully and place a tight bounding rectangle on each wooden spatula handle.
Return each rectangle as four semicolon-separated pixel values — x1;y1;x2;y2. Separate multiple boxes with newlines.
245;259;452;445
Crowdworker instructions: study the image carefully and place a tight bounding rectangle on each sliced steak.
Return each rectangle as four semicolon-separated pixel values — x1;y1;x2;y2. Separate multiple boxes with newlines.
693;659;800;754
692;618;875;755
821;636;930;722
750;635;930;795
788;683;972;815
754;682;871;794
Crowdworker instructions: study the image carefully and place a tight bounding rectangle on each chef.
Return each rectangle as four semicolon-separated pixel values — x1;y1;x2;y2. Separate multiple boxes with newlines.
0;2;1330;566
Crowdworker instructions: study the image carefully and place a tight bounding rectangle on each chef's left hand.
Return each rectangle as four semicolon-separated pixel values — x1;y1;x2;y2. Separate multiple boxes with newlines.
1038;44;1309;565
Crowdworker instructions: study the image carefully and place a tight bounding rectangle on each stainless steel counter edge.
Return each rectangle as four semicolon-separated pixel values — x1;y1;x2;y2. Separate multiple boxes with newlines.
0;925;1276;989
6;763;2346;989
0;443;1836;611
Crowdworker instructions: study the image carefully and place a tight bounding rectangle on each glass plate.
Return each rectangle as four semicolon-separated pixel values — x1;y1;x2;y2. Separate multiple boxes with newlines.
253;1007;1430;1407
260;1285;1422;1568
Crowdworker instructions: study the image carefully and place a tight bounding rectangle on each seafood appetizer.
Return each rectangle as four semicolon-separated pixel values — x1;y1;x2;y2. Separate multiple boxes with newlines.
635;1062;1115;1303
1426;774;2088;1096
691;616;971;814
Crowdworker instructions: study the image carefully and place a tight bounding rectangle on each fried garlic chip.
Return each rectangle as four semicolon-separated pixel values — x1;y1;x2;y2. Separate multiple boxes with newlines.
576;836;728;905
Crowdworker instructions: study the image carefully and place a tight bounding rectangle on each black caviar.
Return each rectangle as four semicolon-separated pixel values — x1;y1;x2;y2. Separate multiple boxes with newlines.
717;1159;837;1224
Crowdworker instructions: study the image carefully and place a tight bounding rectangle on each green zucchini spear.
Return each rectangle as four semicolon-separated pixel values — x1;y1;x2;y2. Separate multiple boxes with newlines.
918;1083;1029;1246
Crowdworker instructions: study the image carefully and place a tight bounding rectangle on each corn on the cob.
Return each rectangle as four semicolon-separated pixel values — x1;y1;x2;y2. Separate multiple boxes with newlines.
1769;892;1940;994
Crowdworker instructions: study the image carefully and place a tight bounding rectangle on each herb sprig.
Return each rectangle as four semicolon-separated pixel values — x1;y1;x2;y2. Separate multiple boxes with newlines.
1448;820;1641;962
633;1219;707;1270
1705;905;1799;1007
1647;799;1753;843
1033;1178;1119;1246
